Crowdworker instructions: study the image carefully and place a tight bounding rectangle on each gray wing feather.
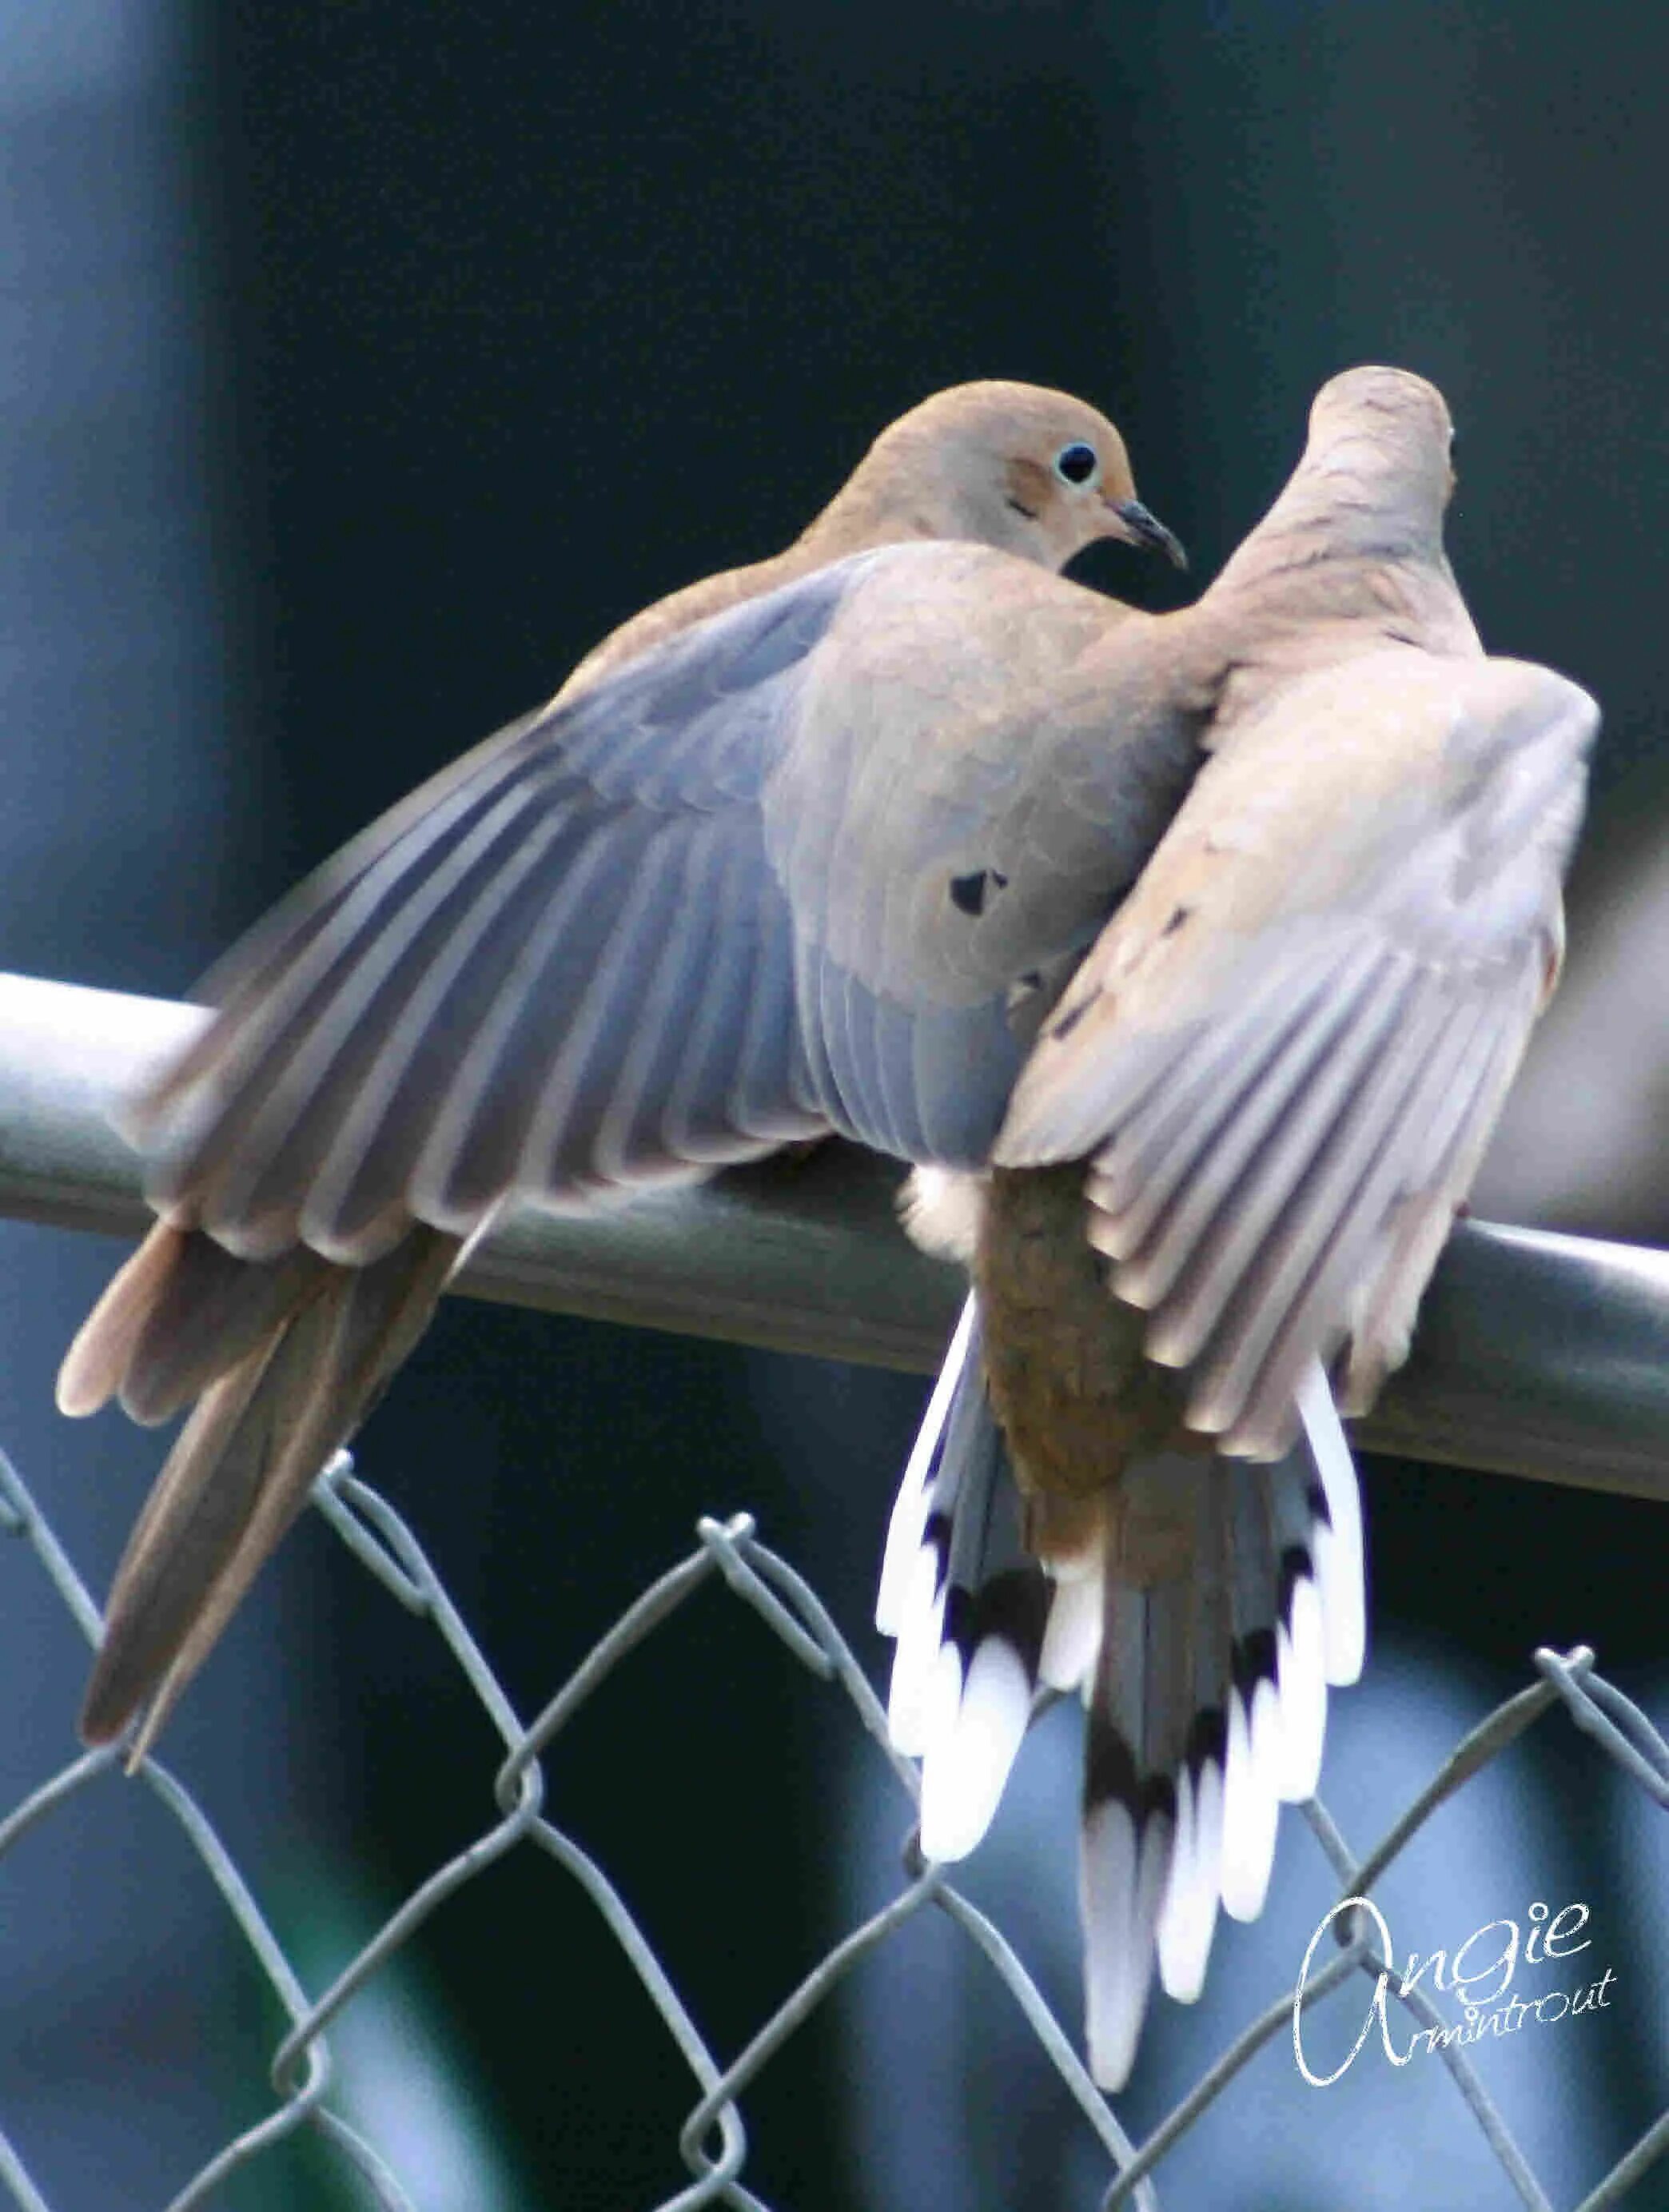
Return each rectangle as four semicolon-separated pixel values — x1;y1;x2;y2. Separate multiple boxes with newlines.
249;788;577;1245
302;803;597;1245
130;562;862;1253
1000;649;1597;1454
129;540;1203;1256
406;815;650;1221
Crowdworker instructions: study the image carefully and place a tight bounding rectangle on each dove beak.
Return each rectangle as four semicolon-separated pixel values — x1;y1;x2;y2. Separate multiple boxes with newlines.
1106;498;1189;572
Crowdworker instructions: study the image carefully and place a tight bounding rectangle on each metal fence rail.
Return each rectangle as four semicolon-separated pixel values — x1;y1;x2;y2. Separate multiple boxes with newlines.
3;970;1669;1502
0;1442;1663;2212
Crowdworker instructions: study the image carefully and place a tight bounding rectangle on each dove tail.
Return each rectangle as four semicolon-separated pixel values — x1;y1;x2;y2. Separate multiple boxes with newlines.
876;1307;1364;2092
63;1222;460;1758
1078;1377;1363;2090
876;1296;1056;1860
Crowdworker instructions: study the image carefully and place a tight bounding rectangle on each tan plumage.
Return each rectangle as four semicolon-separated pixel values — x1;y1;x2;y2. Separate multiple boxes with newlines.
61;379;1183;1759
994;373;1583;1454
878;367;1595;2090
560;380;1177;695
61;365;1595;2094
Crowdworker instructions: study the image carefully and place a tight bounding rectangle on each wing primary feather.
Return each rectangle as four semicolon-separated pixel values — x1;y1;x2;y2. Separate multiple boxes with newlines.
1188;972;1465;1445
1320;963;1542;1434
587;815;731;1179
1133;948;1416;1368
1100;934;1380;1290
662;835;821;1156
132;712;550;1143
1404;964;1541;1192
1342;970;1534;1412
407;810;655;1224
122;1235;333;1425
190;780;546;1242
58;1226;195;1421
300;797;592;1253
79;1333;286;1748
723;876;830;1142
1238;972;1513;1441
517;815;707;1187
141;759;548;1198
1083;933;1347;1247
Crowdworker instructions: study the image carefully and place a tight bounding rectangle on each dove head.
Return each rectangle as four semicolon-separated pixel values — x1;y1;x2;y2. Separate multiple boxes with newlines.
1205;365;1477;668
805;381;1187;572
1303;366;1457;524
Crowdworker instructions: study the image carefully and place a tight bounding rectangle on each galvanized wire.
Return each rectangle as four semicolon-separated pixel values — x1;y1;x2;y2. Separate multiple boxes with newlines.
0;1441;1663;2211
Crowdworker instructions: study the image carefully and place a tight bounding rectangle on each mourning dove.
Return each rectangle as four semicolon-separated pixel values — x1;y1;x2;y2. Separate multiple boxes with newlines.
58;379;1185;1757
878;367;1595;2086
58;366;1594;2098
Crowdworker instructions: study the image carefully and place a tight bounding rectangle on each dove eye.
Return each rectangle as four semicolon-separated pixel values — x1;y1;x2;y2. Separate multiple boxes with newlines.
1053;441;1101;488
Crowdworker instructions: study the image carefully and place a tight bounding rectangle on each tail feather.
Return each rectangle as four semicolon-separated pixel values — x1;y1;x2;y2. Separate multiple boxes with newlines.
1085;1385;1362;2084
876;1297;1054;1849
1155;1737;1225;2004
58;1227;192;1422
123;1237;334;1425
74;1225;460;1756
1300;1358;1365;1684
1220;1664;1282;1926
58;1225;338;1428
874;1294;975;1639
1038;1567;1101;1692
1081;1789;1173;2093
875;1303;1365;2091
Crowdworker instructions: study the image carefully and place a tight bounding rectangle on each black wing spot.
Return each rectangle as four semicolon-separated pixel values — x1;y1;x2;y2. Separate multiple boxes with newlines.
1163;903;1193;937
1051;994;1093;1042
950;867;1006;916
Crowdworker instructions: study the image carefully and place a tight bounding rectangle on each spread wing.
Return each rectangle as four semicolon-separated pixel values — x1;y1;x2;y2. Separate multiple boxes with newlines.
130;540;1202;1263
997;646;1597;1455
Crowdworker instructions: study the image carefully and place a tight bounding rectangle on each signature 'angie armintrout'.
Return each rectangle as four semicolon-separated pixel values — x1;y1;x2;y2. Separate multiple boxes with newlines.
1293;1895;1618;2087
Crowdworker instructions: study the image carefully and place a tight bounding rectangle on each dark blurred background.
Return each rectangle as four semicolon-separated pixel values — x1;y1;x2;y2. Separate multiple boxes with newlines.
2;3;1666;2208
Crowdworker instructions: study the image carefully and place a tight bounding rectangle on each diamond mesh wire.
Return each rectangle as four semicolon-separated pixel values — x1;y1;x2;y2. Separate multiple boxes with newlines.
0;1442;1663;2212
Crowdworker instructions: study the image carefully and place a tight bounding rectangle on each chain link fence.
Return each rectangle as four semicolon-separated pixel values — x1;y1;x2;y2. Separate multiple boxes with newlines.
0;1440;1664;2212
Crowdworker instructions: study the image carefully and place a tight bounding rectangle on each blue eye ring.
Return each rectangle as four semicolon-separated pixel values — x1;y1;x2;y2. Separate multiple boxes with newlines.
1054;440;1101;488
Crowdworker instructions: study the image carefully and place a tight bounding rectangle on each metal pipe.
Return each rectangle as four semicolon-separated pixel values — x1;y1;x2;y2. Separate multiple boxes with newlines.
2;970;1666;1503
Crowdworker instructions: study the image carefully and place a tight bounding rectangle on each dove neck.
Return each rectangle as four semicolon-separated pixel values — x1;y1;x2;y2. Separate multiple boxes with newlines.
1202;465;1478;670
795;476;950;560
1185;480;1480;737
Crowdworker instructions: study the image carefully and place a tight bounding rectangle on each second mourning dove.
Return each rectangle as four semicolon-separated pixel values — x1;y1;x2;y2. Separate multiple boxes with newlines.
58;366;1595;2089
876;373;1594;2082
60;377;1185;1757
